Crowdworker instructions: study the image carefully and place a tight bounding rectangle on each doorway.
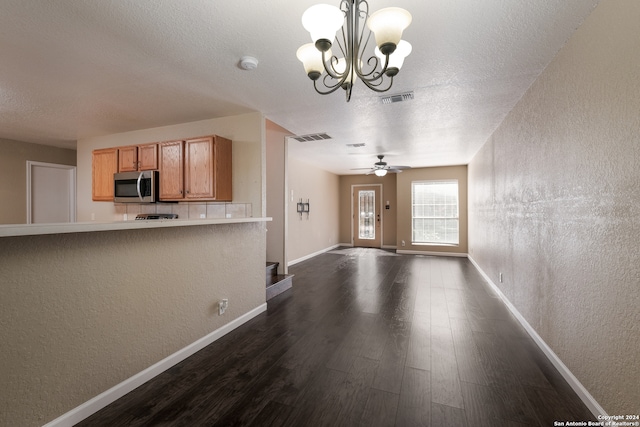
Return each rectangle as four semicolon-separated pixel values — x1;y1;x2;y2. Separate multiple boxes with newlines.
26;161;76;224
352;184;382;248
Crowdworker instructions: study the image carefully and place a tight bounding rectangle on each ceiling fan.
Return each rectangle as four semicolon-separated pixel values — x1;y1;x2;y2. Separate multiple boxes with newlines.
352;155;411;176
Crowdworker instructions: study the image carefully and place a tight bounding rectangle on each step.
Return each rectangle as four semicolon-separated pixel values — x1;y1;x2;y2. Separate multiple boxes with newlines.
266;274;293;300
266;262;279;281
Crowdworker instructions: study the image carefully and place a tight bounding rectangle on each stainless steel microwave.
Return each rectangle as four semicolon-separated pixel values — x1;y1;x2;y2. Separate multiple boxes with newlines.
113;171;159;203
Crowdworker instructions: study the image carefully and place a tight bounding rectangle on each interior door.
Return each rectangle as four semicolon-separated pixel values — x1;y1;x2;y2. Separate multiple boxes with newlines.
27;161;76;224
352;185;381;248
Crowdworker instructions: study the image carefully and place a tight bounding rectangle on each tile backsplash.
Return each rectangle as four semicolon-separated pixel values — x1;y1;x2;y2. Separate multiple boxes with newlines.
114;202;252;221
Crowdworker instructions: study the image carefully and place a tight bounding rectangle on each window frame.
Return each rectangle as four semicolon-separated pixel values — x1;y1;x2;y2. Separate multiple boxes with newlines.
411;179;460;246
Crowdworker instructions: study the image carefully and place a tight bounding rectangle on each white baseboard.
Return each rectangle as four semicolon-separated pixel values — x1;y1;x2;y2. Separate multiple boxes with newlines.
396;249;468;257
43;303;268;427
332;243;397;250
467;256;607;418
288;244;341;266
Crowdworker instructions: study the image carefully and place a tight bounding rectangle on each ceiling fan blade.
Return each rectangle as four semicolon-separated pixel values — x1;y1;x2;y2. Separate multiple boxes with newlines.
386;168;405;173
387;165;411;170
350;167;375;170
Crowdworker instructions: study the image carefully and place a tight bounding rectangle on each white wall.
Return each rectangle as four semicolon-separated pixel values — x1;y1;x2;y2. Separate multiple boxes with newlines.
266;120;291;273
77;112;264;222
468;0;639;414
287;153;340;264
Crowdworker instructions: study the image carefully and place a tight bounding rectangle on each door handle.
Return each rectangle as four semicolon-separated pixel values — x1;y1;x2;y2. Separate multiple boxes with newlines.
136;172;144;202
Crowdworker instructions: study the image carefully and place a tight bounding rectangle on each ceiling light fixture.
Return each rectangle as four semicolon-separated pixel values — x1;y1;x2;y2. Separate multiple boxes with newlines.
296;1;412;102
374;169;388;177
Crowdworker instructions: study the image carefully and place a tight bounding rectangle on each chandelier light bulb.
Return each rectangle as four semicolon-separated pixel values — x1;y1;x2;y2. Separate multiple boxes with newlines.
367;7;412;55
302;4;343;51
375;40;412;75
297;43;326;80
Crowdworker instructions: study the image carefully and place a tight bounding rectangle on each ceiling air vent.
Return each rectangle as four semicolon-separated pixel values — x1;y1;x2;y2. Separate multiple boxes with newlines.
346;143;365;148
380;91;414;105
292;132;332;143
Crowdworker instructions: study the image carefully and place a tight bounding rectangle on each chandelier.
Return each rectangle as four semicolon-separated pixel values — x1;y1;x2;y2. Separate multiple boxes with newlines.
296;1;412;102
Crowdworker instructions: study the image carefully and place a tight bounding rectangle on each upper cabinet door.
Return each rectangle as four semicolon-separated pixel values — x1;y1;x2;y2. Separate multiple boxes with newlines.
118;144;157;172
92;148;118;201
138;143;158;170
212;136;232;202
118;146;138;172
159;141;184;200
185;137;214;199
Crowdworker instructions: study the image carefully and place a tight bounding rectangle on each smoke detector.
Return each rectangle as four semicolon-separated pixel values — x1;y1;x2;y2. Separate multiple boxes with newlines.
239;56;259;71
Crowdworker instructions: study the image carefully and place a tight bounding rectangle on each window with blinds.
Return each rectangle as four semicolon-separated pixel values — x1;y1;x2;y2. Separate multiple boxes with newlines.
411;180;459;245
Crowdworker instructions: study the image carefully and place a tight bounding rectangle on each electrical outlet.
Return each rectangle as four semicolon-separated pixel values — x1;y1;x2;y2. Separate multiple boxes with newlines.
401;240;406;247
218;298;229;315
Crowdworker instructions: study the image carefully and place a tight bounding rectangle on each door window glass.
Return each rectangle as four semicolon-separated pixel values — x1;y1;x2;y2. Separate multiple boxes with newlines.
358;190;375;239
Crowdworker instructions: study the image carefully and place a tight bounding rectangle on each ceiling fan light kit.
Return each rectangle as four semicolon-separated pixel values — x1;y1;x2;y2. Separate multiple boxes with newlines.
297;0;412;102
352;155;411;176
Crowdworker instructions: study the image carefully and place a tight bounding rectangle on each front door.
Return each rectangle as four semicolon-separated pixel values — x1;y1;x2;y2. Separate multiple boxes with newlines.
352;185;381;248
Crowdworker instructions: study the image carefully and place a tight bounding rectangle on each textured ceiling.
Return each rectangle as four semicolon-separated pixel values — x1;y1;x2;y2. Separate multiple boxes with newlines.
0;0;599;174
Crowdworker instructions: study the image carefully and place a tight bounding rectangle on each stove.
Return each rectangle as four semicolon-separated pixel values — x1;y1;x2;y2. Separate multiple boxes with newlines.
135;213;179;220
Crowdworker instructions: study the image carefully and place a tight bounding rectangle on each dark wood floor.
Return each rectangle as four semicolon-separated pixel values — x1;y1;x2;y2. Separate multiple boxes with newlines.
77;248;595;426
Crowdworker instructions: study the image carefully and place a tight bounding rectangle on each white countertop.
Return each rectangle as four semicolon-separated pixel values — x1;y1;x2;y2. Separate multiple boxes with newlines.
0;217;271;238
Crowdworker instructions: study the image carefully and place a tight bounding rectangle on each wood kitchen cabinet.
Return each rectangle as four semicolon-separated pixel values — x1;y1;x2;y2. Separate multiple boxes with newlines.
158;140;184;200
118;143;158;172
92;148;118;201
158;135;232;201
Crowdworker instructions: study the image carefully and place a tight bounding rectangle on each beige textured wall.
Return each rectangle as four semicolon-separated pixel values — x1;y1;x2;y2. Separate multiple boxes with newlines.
0;222;266;427
468;0;639;414
338;174;397;247
0;138;76;224
396;166;468;255
287;155;340;263
266;120;292;273
76;112;264;222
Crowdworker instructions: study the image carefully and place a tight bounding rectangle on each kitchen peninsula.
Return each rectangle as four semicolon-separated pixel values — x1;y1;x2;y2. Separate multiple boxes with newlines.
0;216;269;426
0;216;269;237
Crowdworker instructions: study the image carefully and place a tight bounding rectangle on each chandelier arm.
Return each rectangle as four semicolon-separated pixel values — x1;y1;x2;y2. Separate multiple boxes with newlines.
313;77;346;95
322;50;342;80
357;56;382;79
353;0;368;77
345;0;356;90
358;74;395;93
351;0;392;83
358;54;391;82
